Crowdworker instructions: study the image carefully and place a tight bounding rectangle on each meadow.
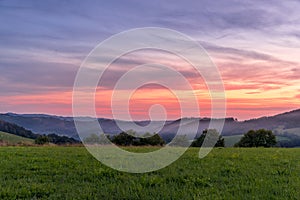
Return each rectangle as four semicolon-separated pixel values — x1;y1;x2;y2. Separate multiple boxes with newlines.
0;147;299;199
0;131;34;145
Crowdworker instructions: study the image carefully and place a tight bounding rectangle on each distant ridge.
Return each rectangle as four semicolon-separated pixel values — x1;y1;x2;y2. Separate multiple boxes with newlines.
273;108;300;117
0;108;299;142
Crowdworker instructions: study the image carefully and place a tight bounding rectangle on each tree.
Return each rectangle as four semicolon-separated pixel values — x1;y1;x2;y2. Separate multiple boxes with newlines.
215;135;225;147
191;129;224;147
35;135;50;145
140;133;165;146
234;129;276;147
111;131;165;146
111;131;135;146
137;132;153;146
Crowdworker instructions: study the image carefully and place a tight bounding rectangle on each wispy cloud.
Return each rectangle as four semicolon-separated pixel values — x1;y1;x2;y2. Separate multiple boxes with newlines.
0;0;299;119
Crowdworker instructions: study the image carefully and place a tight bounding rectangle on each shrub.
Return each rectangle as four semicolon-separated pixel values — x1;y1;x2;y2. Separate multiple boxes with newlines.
34;135;50;145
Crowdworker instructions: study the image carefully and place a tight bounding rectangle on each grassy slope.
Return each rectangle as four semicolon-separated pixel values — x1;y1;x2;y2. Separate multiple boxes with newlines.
0;131;34;145
0;147;299;199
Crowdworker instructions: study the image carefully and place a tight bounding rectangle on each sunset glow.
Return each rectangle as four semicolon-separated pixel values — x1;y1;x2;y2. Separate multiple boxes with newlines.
0;1;299;120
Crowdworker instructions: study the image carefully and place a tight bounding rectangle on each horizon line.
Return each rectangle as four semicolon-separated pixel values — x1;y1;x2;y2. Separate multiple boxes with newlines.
1;108;299;122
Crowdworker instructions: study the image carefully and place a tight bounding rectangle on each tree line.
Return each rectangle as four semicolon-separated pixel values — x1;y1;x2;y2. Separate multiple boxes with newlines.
83;131;165;146
83;129;226;147
84;128;278;148
1;118;280;147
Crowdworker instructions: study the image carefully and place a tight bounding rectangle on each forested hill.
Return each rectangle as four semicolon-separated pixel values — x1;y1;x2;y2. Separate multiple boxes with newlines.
0;109;299;141
0;119;79;144
0;119;37;139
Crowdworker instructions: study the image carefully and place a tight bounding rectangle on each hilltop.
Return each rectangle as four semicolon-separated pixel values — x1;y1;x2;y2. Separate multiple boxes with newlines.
0;109;299;144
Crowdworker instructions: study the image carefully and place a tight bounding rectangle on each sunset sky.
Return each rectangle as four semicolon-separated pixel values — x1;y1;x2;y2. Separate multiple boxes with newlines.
0;0;300;120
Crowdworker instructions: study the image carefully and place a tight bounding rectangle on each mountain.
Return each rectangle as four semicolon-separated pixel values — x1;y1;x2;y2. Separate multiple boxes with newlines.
0;109;299;142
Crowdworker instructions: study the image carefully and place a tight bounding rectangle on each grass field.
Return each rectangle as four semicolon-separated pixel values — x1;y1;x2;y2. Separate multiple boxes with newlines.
0;147;299;199
0;131;34;145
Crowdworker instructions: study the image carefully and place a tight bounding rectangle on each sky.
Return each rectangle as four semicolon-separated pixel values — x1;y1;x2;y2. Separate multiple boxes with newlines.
0;0;299;120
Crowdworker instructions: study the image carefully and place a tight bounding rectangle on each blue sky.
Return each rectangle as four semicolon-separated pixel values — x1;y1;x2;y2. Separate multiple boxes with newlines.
0;0;300;119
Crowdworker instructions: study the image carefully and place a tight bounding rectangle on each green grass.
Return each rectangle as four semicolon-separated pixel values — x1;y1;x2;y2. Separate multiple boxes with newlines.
0;147;299;199
0;131;34;145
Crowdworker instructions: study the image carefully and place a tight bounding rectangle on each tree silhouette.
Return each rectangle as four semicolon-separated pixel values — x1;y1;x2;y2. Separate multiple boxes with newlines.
191;129;224;147
235;129;276;147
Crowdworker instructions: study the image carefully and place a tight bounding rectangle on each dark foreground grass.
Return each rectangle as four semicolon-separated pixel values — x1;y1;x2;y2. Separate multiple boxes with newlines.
0;147;299;199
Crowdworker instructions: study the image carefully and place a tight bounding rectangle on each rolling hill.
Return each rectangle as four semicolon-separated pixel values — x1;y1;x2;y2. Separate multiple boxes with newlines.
0;109;299;143
0;131;34;145
0;119;80;145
